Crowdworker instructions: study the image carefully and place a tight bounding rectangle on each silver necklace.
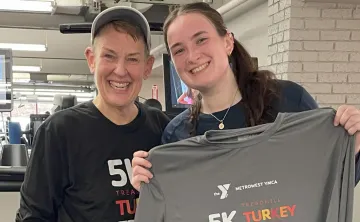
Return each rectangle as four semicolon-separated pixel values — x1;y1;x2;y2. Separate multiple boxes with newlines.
208;91;238;130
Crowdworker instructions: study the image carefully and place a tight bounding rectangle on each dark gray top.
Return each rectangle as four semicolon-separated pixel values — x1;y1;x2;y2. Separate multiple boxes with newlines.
135;108;355;222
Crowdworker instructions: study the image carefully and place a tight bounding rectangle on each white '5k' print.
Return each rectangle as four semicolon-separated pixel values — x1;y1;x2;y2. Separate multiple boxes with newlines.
108;159;133;187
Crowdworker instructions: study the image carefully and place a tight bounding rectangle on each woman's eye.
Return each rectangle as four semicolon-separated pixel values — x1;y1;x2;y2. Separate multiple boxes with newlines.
174;48;184;55
105;54;114;59
128;58;139;62
197;38;207;44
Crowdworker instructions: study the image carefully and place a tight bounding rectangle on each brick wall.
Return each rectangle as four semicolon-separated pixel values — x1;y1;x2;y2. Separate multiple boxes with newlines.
267;0;360;108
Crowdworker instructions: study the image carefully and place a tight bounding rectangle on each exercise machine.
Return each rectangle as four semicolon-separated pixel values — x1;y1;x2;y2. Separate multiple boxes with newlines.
52;94;77;113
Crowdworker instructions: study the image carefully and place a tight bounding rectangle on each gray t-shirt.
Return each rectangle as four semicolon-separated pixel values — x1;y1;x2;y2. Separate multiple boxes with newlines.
135;108;355;222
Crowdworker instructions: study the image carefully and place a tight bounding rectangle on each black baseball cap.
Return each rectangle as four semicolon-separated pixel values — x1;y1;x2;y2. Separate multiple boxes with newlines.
91;6;151;50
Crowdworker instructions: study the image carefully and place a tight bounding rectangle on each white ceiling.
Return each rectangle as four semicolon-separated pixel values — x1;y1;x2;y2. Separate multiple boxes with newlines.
0;0;228;89
0;19;165;79
1;26;165;74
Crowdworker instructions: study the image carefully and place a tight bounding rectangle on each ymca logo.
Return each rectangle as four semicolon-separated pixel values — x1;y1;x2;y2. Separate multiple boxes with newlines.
214;184;231;199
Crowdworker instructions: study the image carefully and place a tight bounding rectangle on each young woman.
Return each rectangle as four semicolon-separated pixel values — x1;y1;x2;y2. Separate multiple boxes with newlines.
131;2;360;191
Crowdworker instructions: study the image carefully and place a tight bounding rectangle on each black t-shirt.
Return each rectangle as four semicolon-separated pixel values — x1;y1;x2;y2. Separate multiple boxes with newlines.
16;101;170;222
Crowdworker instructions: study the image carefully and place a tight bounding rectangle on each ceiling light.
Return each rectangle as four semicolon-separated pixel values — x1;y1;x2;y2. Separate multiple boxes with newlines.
13;73;30;79
13;66;41;72
0;1;53;13
0;43;47;52
0;100;12;104
36;89;78;92
13;91;34;96
13;72;30;83
13;79;30;83
12;88;33;92
34;92;94;97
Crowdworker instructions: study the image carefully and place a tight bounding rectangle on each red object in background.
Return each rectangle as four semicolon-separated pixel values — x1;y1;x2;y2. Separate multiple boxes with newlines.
152;85;158;100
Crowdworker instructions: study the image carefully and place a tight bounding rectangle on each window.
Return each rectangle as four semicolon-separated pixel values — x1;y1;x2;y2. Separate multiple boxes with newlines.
9;101;53;130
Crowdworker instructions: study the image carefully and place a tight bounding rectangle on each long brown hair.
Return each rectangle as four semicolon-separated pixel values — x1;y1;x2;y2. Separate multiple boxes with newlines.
163;3;279;136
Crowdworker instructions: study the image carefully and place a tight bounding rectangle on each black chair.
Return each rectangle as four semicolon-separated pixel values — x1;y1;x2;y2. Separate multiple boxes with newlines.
52;94;77;113
144;99;163;111
0;144;29;167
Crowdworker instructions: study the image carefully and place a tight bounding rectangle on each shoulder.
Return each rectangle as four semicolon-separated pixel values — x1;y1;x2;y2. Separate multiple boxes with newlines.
166;109;191;130
161;109;191;144
274;79;318;112
275;79;305;96
138;102;170;130
41;101;94;133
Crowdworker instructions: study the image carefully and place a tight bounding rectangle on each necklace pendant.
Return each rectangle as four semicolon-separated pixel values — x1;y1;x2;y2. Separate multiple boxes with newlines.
219;122;224;130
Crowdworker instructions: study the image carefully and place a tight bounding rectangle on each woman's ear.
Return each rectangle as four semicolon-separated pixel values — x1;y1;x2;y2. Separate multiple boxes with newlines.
143;55;155;80
224;32;234;56
85;47;96;74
